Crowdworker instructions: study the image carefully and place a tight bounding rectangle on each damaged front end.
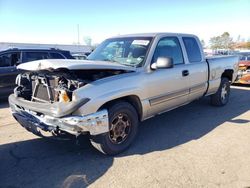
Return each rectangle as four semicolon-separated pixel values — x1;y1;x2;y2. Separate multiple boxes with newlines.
9;68;128;137
9;97;109;137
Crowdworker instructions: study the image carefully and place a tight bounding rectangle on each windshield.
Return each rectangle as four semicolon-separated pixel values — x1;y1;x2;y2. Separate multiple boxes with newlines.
87;37;153;67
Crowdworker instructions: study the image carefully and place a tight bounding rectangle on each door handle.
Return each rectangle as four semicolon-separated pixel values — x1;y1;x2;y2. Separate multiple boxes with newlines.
182;70;189;77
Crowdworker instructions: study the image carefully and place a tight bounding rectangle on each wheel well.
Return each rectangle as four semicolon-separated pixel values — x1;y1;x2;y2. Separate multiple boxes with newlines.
98;95;143;121
221;69;233;81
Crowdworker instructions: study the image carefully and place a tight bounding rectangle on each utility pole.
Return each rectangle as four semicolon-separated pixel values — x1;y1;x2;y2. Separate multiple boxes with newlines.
77;24;80;45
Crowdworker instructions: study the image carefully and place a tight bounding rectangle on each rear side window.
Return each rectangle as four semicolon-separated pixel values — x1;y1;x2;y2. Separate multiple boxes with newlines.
24;52;49;62
50;52;64;59
183;37;202;63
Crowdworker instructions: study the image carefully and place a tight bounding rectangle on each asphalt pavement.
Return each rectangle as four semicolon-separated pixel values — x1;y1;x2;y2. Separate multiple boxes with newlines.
0;85;249;188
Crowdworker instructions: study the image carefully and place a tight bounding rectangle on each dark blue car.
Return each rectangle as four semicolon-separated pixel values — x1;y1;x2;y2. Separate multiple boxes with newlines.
0;48;74;98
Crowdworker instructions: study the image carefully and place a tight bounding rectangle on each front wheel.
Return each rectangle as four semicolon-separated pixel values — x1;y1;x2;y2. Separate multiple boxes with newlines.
90;102;139;155
211;77;230;106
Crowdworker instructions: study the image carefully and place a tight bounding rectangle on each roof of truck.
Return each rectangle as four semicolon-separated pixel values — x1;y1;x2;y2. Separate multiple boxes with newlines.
110;32;197;38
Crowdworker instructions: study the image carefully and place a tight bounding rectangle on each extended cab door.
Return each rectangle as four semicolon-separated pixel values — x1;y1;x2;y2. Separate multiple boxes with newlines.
145;36;190;117
181;37;208;102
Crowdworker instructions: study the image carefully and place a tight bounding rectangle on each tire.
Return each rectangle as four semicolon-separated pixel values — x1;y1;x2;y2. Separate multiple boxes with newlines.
90;101;139;155
211;77;230;106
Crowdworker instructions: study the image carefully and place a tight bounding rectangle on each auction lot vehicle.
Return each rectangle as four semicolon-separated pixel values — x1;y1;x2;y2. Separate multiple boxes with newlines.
0;48;74;97
235;52;250;84
9;33;239;155
72;53;88;60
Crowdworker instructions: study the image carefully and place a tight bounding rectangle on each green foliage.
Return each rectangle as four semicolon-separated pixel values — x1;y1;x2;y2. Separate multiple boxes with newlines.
209;32;234;50
246;42;250;48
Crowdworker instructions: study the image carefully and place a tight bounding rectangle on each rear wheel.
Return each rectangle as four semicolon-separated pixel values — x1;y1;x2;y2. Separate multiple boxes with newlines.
211;77;230;106
90;102;139;155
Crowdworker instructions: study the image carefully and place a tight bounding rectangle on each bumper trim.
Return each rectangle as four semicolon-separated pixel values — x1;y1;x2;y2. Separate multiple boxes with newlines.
9;96;109;136
11;107;109;136
9;94;90;118
41;110;109;135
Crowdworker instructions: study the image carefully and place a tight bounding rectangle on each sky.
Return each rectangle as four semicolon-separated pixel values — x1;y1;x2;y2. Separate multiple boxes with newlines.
0;0;249;45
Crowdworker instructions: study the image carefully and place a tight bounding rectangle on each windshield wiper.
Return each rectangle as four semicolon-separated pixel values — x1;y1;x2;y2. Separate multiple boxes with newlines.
102;58;125;65
108;59;136;67
89;58;135;67
119;62;136;67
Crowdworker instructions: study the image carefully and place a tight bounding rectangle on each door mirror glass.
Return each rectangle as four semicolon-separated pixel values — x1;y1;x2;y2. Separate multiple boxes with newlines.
151;57;174;70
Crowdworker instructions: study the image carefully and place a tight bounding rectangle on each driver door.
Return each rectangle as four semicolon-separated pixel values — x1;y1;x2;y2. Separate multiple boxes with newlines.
145;37;190;117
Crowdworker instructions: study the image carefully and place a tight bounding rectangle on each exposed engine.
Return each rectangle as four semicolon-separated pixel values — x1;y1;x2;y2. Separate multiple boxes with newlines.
14;69;126;103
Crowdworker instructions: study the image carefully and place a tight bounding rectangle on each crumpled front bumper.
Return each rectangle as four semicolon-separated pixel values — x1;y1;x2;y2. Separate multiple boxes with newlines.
9;95;109;136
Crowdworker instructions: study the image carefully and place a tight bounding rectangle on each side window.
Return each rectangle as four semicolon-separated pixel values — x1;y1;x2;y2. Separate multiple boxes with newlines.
153;37;184;65
0;52;20;67
24;52;49;62
50;52;64;59
183;37;202;63
0;53;11;67
10;52;21;66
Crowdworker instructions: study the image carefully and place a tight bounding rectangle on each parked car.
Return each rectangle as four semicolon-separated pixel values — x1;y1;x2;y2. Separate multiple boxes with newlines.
0;48;74;97
72;53;88;60
9;33;238;155
235;52;250;84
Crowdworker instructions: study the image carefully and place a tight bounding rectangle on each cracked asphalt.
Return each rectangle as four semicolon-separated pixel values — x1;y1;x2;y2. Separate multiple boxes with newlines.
0;85;250;188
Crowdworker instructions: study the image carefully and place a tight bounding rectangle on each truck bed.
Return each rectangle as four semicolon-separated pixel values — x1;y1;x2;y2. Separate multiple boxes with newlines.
206;55;239;95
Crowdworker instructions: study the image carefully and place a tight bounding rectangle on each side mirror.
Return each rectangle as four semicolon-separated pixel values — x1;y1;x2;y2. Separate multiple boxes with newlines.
151;57;174;70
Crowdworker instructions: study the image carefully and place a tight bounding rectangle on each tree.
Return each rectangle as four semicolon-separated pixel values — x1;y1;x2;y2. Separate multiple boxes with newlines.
209;36;221;49
220;32;234;49
245;42;250;49
200;39;206;48
209;32;234;50
233;41;250;49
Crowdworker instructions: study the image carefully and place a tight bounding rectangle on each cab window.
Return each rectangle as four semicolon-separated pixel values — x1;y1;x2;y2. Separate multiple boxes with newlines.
183;37;202;63
152;37;184;65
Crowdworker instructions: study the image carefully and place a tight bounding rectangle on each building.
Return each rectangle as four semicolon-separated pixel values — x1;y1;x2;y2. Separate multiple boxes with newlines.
0;42;92;54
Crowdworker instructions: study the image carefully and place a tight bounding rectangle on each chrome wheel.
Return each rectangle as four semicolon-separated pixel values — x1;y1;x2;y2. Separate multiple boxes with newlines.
90;102;139;155
221;84;228;102
109;113;131;144
211;78;230;106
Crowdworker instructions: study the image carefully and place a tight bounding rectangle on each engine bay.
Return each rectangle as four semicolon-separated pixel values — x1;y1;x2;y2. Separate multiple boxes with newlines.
14;69;127;103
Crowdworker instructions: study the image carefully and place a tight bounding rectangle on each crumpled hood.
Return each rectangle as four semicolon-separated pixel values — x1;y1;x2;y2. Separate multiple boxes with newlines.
17;59;136;71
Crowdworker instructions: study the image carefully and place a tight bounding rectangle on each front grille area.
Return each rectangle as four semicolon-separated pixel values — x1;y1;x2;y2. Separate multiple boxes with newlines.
31;76;58;103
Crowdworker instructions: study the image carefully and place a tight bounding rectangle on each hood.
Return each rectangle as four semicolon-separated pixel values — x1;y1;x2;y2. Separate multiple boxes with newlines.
17;59;136;72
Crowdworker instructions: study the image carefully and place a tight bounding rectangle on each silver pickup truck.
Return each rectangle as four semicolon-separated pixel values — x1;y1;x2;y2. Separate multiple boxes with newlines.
9;33;239;155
